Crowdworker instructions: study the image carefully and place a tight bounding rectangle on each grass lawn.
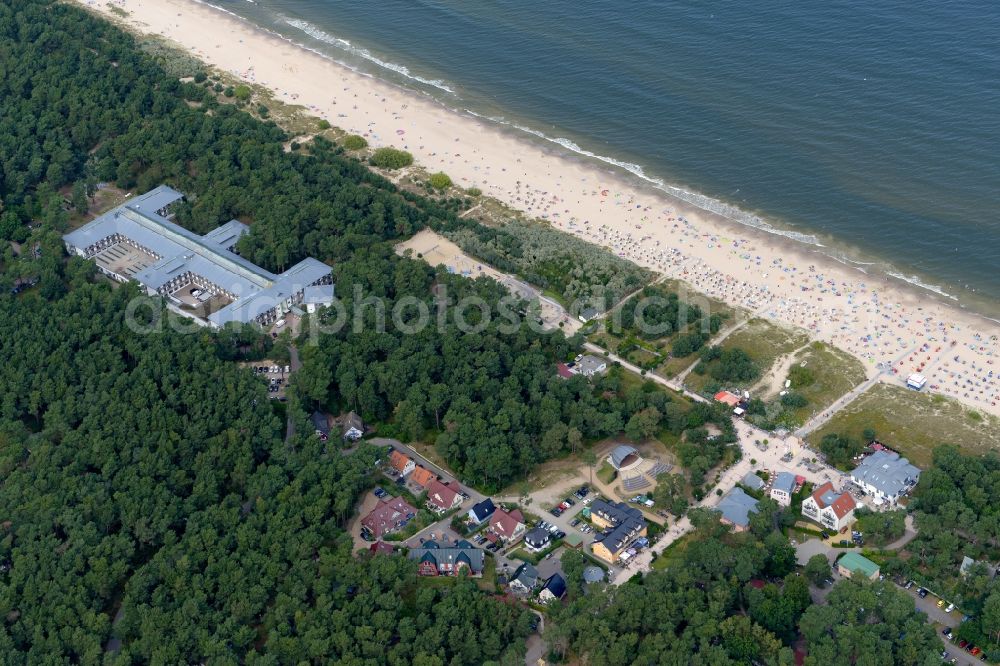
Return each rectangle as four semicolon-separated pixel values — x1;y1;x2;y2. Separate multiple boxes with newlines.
496;456;585;498
782;342;867;425
806;383;1000;468
726;318;811;377
596;461;617;485
407;440;454;475
651;532;694;570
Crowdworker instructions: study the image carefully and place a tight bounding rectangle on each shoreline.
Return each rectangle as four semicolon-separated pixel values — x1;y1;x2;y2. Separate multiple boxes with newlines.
186;0;977;314
80;0;1000;418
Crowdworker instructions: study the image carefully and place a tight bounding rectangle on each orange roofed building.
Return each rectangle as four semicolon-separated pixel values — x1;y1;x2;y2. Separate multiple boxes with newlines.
389;450;415;476
801;481;856;532
410;466;436;488
714;391;741;407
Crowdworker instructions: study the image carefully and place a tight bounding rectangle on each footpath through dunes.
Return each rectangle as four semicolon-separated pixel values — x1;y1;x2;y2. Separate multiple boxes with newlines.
80;0;1000;420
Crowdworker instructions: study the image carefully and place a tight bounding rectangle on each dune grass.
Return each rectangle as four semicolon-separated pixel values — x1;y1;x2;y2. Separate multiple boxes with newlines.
806;383;1000;467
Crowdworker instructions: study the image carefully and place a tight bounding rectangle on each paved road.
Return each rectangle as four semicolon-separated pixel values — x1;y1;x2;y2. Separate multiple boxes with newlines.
284;345;301;442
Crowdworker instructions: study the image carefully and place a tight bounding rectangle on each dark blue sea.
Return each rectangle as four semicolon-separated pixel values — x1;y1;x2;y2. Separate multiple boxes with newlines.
216;0;1000;312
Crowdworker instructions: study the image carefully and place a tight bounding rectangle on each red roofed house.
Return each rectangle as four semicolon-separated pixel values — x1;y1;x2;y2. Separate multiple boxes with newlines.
801;481;857;532
426;479;462;513
389;450;415;477
410;465;436;489
369;541;396;556
489;508;526;542
556;363;575;379
714;390;741;407
361;496;417;539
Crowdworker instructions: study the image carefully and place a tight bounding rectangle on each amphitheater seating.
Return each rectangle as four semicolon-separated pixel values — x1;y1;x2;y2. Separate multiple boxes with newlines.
621;475;650;491
647;460;673;478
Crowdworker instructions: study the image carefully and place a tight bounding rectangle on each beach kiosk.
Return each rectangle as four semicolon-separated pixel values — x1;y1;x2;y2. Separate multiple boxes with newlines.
906;373;927;391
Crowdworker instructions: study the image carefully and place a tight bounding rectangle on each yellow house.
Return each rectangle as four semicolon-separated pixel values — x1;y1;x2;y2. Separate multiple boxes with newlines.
588;499;647;563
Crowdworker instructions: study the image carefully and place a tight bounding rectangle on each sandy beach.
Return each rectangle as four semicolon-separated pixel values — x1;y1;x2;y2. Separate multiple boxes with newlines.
83;0;1000;417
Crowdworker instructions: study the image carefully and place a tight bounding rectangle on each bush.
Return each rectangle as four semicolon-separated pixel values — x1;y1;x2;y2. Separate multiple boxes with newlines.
342;134;368;150
780;391;808;409
317;119;331;130
370;147;414;169
234;84;252;101
223;86;235;98
193;71;207;83
257;105;269;118
466;187;482;197
428;172;452;190
213;83;223;93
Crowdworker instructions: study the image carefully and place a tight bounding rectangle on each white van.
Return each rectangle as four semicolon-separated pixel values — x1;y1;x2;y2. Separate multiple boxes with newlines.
275;319;286;328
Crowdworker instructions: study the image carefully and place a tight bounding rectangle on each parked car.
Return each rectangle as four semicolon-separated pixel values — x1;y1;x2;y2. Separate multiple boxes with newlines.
563;497;575;506
820;531;830;539
570;518;581;527
942;627;952;637
550;507;563;517
905;580;914;589
937;599;946;608
554;531;565;540
945;603;955;613
373;487;387;498
918;588;929;598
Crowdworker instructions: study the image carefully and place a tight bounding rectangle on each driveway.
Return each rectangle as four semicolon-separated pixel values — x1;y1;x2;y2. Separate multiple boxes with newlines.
795;537;836;566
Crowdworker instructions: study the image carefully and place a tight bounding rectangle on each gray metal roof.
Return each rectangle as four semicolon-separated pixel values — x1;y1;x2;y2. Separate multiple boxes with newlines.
741;472;765;490
609;445;639;469
716;488;759;528
524;527;551;548
201;219;250;250
772;472;796;494
577;355;607;375
64;187;332;328
583;566;604;583
303;283;335;304
513;562;538;588
850;451;921;497
207;258;330;326
407;541;485;572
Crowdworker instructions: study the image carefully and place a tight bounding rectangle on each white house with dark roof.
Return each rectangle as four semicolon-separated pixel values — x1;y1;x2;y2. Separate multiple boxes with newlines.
508;562;539;595
770;472;796;507
467;498;496;525
849;451;921;505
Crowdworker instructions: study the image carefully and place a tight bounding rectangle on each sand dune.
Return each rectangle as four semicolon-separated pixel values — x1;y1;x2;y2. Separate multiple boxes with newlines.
82;0;1000;416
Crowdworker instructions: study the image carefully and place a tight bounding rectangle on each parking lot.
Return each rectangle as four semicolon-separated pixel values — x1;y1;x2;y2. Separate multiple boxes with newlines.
240;359;291;399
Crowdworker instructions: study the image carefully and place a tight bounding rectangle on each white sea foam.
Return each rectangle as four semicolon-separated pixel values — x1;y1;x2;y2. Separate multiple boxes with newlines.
886;271;957;300
283;18;455;94
190;1;965;307
464;111;824;248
